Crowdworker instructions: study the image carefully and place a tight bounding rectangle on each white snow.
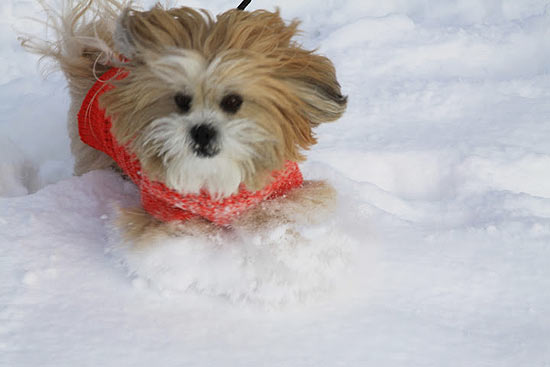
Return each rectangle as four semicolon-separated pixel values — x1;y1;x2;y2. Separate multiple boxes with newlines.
2;0;550;366
0;136;38;197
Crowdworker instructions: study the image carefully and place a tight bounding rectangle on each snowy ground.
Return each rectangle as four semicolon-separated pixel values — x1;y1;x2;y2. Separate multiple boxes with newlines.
2;0;550;366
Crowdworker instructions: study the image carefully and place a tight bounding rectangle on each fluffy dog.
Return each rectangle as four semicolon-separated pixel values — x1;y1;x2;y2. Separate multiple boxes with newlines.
22;0;347;244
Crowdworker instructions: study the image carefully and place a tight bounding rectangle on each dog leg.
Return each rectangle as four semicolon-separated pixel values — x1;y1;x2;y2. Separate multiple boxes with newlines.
116;206;223;248
233;180;337;232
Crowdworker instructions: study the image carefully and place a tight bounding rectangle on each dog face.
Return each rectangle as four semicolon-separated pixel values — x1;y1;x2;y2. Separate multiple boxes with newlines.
101;6;347;197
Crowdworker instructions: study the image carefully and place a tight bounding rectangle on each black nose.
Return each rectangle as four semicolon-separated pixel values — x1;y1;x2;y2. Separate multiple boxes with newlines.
190;124;217;146
190;124;218;157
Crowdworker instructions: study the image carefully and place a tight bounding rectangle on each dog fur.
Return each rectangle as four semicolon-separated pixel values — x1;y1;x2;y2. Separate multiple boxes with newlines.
21;0;347;244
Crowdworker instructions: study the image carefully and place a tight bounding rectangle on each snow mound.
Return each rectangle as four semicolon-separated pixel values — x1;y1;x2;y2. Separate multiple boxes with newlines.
107;188;360;306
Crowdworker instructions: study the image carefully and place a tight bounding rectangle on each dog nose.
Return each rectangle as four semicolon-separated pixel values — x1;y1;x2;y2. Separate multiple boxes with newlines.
190;124;218;157
190;124;217;146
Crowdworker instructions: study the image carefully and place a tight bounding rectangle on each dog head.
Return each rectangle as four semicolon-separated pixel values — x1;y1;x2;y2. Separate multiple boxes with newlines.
101;6;347;197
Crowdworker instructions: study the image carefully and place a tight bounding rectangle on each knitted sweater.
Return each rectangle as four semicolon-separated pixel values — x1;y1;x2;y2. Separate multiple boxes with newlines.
77;67;303;225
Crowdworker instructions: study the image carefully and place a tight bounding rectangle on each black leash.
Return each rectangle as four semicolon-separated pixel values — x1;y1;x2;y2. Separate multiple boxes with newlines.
237;0;251;10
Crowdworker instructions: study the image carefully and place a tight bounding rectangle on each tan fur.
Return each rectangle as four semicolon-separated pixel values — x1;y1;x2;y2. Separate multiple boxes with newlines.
233;180;337;231
116;206;223;248
118;180;336;246
21;1;346;240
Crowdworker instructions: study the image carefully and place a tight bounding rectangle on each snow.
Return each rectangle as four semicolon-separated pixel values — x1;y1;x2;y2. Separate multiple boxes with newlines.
0;136;38;197
2;0;550;366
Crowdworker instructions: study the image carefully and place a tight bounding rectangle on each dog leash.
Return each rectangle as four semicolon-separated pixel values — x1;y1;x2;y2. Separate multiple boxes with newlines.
237;0;251;10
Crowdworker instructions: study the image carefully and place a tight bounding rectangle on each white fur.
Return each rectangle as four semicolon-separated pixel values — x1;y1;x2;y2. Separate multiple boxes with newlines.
148;51;207;88
142;110;274;197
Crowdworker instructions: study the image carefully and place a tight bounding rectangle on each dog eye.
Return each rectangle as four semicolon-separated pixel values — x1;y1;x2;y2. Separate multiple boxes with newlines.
220;94;243;114
174;93;192;113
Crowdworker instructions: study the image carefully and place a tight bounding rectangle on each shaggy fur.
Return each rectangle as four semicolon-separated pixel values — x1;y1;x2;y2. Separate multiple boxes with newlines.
21;0;347;242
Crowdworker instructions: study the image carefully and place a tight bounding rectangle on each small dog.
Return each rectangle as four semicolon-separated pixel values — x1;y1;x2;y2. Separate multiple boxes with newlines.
22;0;347;244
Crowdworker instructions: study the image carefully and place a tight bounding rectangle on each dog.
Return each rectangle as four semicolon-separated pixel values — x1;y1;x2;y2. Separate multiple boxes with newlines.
21;0;347;245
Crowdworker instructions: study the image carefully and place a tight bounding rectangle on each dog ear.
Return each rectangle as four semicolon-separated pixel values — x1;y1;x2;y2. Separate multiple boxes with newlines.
208;9;347;125
278;49;347;126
